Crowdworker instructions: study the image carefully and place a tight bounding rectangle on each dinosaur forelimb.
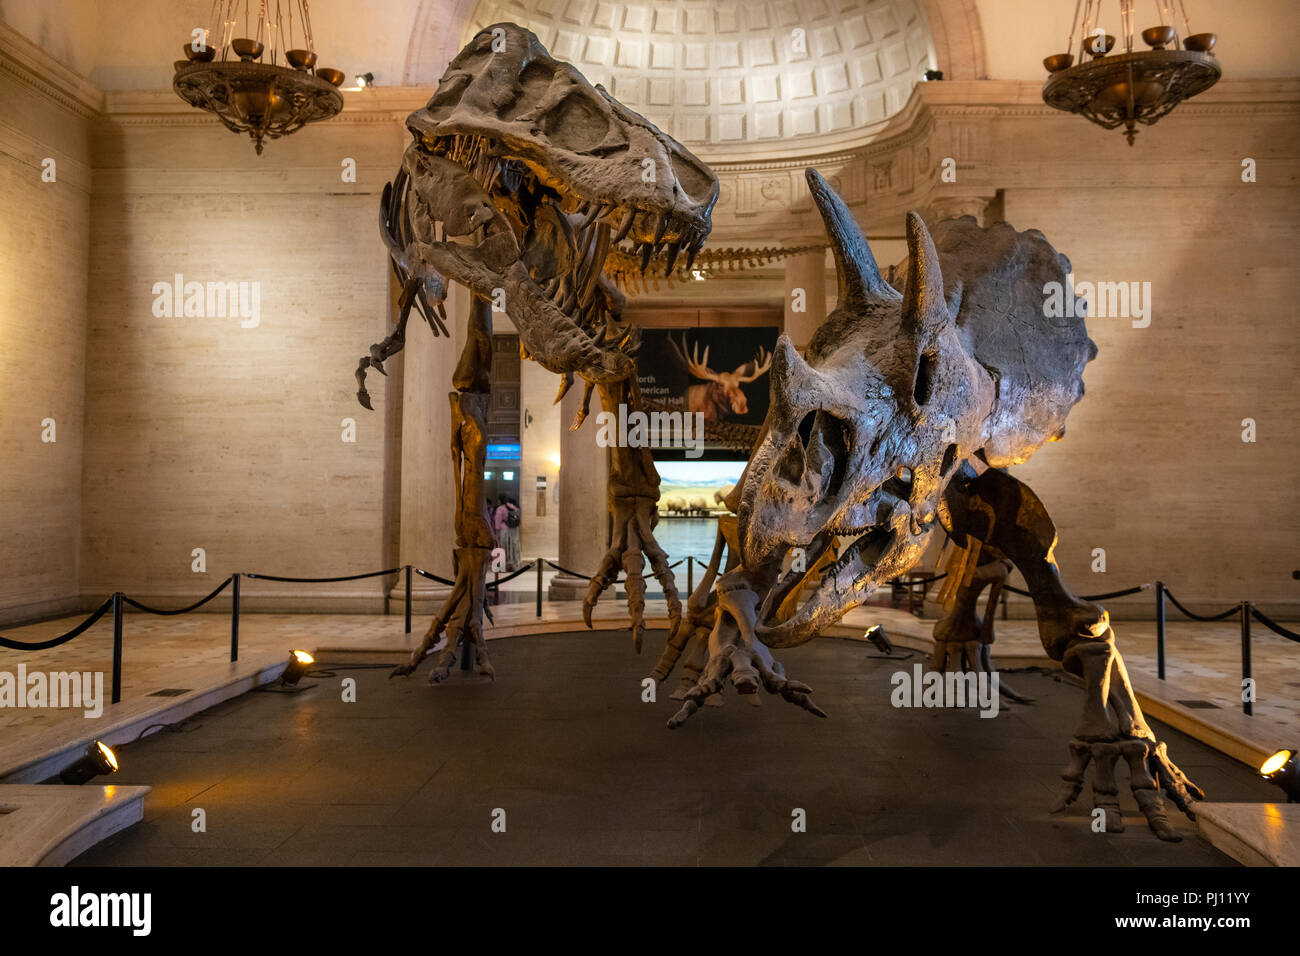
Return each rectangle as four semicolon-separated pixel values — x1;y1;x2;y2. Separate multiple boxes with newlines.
667;569;826;728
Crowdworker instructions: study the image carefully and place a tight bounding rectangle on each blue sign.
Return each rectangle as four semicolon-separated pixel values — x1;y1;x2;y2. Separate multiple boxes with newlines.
486;443;521;459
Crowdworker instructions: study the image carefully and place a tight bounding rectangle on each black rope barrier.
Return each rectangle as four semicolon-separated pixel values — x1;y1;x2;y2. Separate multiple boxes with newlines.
245;567;401;584
413;567;456;586
900;572;948;586
485;560;541;587
0;595;114;650
1163;588;1239;622
122;576;234;615
543;559;682;583
1251;607;1300;644
1001;582;1148;601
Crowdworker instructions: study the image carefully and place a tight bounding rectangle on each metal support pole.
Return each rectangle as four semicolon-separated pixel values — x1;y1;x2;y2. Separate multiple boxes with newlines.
687;556;694;595
111;591;123;705
1240;601;1253;716
1155;580;1166;680
404;565;412;634
230;574;240;663
536;559;542;618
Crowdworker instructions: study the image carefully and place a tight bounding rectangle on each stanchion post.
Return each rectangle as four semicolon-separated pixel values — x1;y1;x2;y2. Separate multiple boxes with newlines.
536;559;542;618
404;565;412;634
111;591;123;705
687;556;694;595
1155;580;1166;680
230;573;240;663
1240;601;1252;716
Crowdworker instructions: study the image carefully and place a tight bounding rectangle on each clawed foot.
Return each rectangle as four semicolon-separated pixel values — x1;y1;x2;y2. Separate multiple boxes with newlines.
1051;735;1203;841
582;497;682;651
1053;636;1203;840
666;576;826;729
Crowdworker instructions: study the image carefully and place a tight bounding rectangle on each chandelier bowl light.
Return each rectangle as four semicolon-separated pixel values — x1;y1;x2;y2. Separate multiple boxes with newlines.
1042;1;1219;145
173;1;344;155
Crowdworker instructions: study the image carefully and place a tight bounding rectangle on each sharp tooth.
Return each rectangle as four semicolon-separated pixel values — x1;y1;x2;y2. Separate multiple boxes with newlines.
639;241;653;274
580;223;611;308
664;241;681;274
614;208;636;243
684;243;699;272
653;211;668;245
579;203;600;230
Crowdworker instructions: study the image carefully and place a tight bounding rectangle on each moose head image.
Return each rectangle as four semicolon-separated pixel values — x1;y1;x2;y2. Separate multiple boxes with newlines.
669;334;773;422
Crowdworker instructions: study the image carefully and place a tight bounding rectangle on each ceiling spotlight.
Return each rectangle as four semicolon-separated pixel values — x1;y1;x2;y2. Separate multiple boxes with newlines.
281;649;315;686
59;741;119;785
355;71;374;89
1260;749;1299;802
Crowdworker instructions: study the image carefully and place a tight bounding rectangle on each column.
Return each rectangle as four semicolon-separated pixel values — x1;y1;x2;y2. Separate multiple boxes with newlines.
548;382;610;601
394;280;463;613
783;248;829;348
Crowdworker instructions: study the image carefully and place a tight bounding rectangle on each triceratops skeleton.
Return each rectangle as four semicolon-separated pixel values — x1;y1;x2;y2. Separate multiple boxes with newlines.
368;23;1202;842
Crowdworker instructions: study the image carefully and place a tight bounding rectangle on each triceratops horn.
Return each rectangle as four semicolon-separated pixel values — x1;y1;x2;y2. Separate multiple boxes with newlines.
901;211;948;337
770;334;822;425
804;168;899;307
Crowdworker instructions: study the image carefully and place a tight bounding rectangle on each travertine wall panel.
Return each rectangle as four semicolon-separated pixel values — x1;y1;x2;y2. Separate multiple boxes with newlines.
79;115;409;610
0;35;94;624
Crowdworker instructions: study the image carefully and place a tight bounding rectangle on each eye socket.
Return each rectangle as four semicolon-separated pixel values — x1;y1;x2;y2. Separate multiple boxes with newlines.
670;151;716;205
543;91;610;153
500;60;553;121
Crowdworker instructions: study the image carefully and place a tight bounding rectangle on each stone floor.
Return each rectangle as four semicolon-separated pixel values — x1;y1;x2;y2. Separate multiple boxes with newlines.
70;631;1276;866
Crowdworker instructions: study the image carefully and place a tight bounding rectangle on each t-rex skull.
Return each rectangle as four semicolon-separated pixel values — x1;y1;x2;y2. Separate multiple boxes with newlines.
391;22;718;383
744;170;1094;647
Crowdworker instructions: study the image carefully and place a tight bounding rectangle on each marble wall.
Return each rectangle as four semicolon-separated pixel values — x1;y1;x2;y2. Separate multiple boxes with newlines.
0;27;97;625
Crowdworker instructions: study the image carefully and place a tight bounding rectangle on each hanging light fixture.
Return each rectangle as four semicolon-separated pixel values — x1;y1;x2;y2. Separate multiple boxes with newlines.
173;1;345;155
1042;1;1220;145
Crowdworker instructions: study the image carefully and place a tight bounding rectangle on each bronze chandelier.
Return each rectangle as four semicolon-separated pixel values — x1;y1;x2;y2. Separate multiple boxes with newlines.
1042;0;1220;145
173;0;344;155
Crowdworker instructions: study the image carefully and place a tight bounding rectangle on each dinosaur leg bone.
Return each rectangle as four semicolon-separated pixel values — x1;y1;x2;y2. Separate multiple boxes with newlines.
942;464;1202;840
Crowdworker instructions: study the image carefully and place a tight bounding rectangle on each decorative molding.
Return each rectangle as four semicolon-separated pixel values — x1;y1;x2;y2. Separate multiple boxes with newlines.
0;23;104;119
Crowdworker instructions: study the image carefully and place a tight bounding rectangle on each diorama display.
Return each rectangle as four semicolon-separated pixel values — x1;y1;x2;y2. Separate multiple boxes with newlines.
362;23;1201;843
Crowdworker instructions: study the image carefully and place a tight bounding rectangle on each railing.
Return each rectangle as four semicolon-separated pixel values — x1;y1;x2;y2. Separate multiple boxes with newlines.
1;560;1295;713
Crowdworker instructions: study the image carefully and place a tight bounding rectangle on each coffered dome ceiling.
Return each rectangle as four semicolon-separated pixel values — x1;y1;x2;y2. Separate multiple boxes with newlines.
463;0;937;153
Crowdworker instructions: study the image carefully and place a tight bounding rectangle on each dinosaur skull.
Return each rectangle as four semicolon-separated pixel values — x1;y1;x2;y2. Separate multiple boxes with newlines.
743;170;997;647
395;22;718;381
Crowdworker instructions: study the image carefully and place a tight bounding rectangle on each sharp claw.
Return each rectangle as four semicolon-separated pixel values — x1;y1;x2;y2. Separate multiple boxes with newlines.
357;389;374;410
667;699;699;729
